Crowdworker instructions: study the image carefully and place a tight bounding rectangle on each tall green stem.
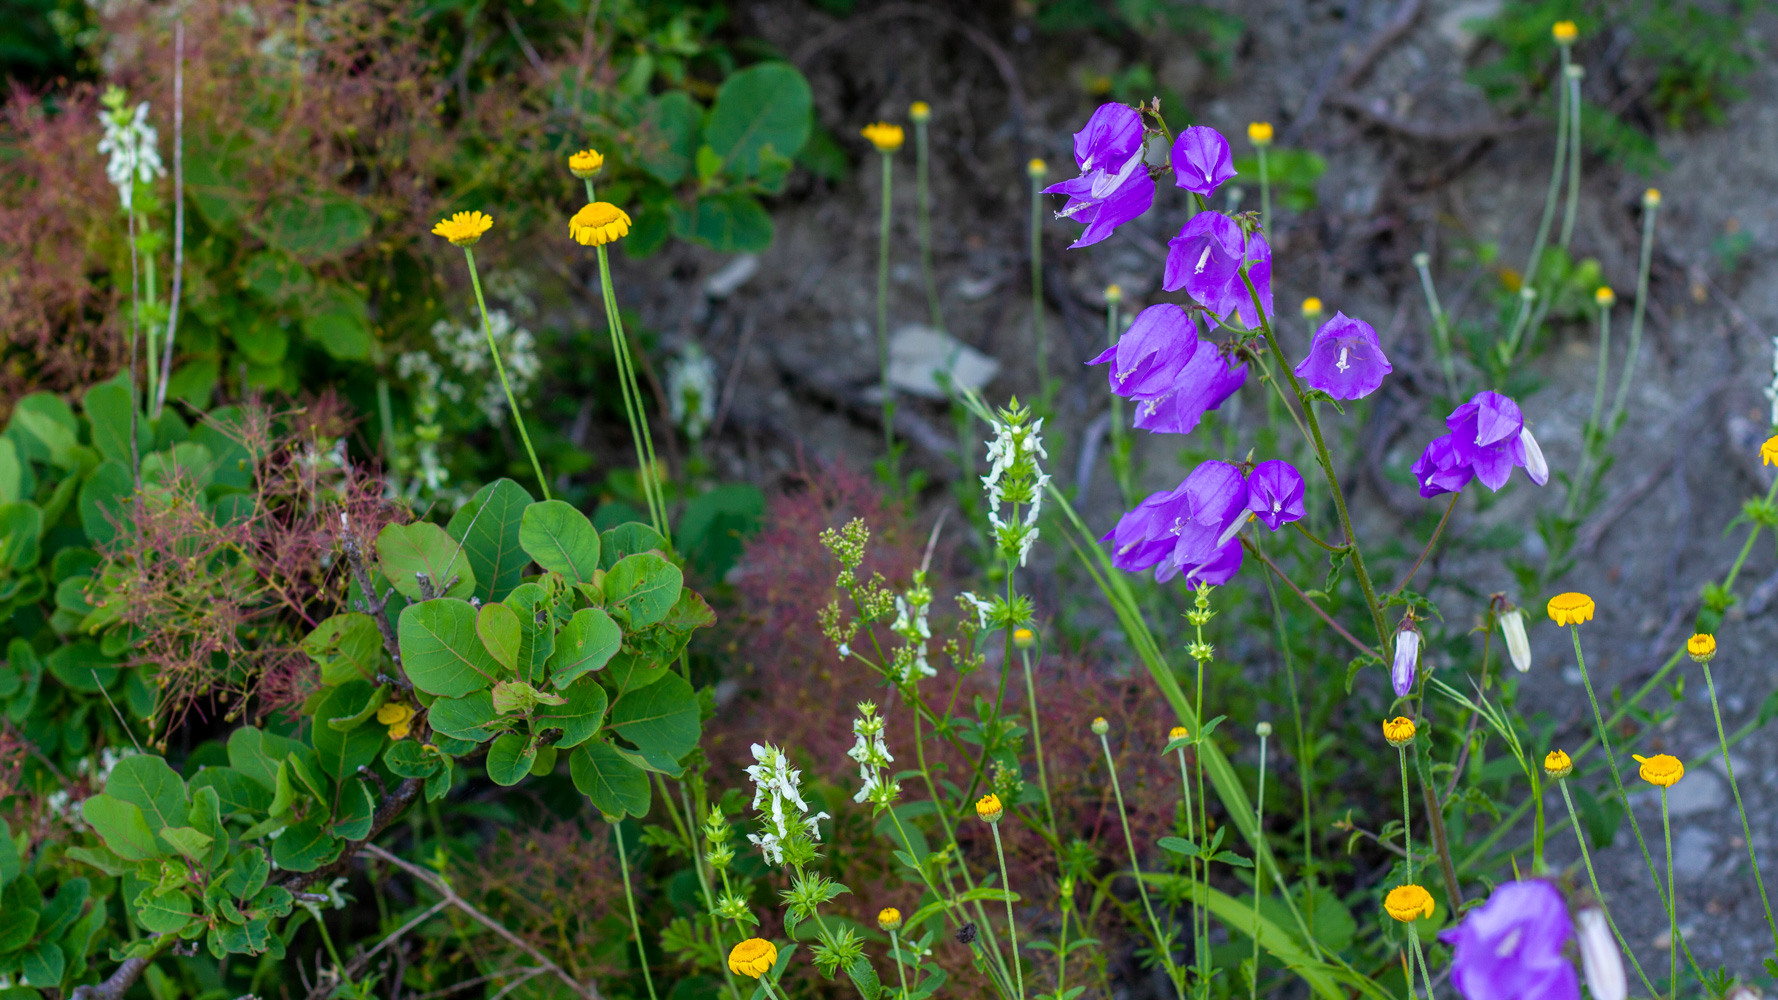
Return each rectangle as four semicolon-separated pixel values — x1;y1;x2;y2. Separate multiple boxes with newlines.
889;927;910;1000
1030;166;1049;399
1255;144;1270;241
1398;747;1413;885
1098;731;1181;998
1559;63;1583;251
464;247;550;501
613;820;661;1000
1702;660;1778;949
1567;300;1613;519
1411;254;1457;395
1523;44;1570;301
877;149;897;465
990;824;1024;1000
1558;781;1658;997
1248;727;1268;1000
1607;198;1660;432
1661;789;1675;1000
1019;648;1058;849
914;115;943;331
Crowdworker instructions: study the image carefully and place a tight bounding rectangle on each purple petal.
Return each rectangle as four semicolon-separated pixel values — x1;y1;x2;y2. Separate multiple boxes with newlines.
1072;103;1145;172
1245;459;1305;529
1088;304;1201;398
1170;126;1237;198
1131;348;1247;436
1411;434;1473;498
1292;311;1392;400
1180;538;1243;589
1440;881;1579;1000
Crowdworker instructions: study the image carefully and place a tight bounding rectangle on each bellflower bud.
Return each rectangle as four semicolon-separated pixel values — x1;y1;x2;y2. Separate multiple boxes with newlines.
1500;608;1532;673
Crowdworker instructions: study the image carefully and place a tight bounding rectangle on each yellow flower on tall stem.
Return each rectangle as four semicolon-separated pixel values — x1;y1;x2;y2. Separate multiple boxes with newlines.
568;148;604;179
569;202;631;247
1547;592;1595;625
432;210;492;247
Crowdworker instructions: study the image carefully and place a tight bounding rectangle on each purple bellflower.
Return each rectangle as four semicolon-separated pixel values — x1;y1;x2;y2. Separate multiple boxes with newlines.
1412;391;1550;498
1439;880;1579;1000
1164;212;1273;328
1087;304;1201;398
1294;312;1393;400
1171;126;1236;198
1245;460;1305;530
1130;342;1248;436
1045;103;1155;248
1103;483;1190;576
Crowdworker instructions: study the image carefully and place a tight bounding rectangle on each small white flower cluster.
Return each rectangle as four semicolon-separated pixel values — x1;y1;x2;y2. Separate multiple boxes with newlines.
429;309;539;427
981;407;1050;567
666;343;718;441
846;702;896;805
888;572;935;685
395;350;459;497
96;90;164;211
958;591;992;630
744;742;829;866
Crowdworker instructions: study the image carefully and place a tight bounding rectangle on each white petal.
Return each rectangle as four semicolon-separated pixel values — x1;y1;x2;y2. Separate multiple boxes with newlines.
1577;909;1627;1000
1501;609;1532;673
1520;427;1549;485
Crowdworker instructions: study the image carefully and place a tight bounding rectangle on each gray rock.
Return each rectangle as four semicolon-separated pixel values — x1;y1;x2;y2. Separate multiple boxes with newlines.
1672;826;1717;878
1666;768;1726;817
885;325;999;398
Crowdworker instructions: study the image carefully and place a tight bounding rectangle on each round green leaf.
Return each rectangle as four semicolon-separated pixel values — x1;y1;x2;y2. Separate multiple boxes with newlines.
376;522;476;601
603;552;682;629
427;689;502;743
569;742;651;819
533;676;608;750
519;500;601;583
485;733;536;787
447;479;535;602
398;599;503;698
476;602;523;673
548;607;622;688
311;682;385;781
703;62;812;177
608;673;700;763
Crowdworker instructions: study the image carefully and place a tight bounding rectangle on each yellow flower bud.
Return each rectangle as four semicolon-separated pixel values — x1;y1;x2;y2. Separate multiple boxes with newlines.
1247;121;1274;146
862;122;905;153
1382;716;1416;748
1633;753;1683;788
975;793;1004;824
1552;20;1578;44
1027;158;1048;178
1383;884;1436;923
909;101;930;122
1168;725;1189;741
1547;592;1596;626
878;907;903;931
727;938;778;979
1091;716;1109;735
1013;627;1035;649
1643;188;1662;208
568;149;604;179
1595;287;1615;308
432;211;492;248
1105;284;1123;304
1686;633;1716;664
1544;749;1573;779
1301;296;1323;318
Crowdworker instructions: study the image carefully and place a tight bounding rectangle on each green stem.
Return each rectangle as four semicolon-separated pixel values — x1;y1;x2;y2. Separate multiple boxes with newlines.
1030;171;1048;400
1173;746;1202;999
1249;729;1267;1000
877;149;896;466
990;824;1025;1000
890;927;910;1000
613;820;660;1000
1256;144;1270;241
1559;61;1583;252
1702;661;1778;950
1019;648;1059;851
1607;200;1660;433
1098;731;1181;998
464;247;550;501
594;245;669;535
1407;932;1438;1000
1106;296;1133;506
1398;747;1413;885
1662;788;1675;1000
1523;44;1571;302
1568;302;1613;520
1242;271;1388;649
1411;255;1457;395
1558;781;1659;998
915;117;943;331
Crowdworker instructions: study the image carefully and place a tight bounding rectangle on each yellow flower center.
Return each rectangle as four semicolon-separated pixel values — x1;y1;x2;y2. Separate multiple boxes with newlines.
1633;753;1684;788
1546;592;1596;626
1384;884;1436;923
569;202;632;247
1382;716;1416;747
727;938;778;979
1543;749;1573;778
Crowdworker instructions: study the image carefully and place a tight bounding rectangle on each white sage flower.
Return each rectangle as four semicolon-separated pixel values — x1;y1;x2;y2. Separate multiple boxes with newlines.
846;703;896;805
743;742;827;866
96;94;164;211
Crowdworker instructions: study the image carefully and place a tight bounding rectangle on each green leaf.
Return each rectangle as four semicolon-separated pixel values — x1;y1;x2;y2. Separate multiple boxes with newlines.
600;522;668;569
0;437;20;504
476;602;524;673
0;886;40;951
0;502;42;572
383;740;441;779
609;673;700;763
77;460;134;548
677;484;764;578
45;641;116;693
672;194;774;253
1158;836;1200;858
532;676;608;749
376;522;475;601
311;682;386;780
398;598;504;697
38;878;88;940
9;393;80;468
603;552;682;629
637;91;700;185
188;767;273;818
135;890;194;934
569;742;651;818
271;817;343;872
447;479;535;602
80;795;161;860
331;777;376;839
254;194;372;261
426;690;502;743
227;726;304;792
519;500;601;583
0;819;16;891
301;282;372;361
22;941;65;988
223;849;271;899
548;608;622;688
485;733;536;786
156;826;214;862
82;381;139;467
303;613;384;685
703;62;812;176
105;754;188;831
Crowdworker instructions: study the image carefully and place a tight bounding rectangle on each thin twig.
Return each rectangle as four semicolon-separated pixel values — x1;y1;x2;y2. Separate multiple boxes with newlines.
360;844;603;1000
1390;492;1458;593
1242;538;1379;661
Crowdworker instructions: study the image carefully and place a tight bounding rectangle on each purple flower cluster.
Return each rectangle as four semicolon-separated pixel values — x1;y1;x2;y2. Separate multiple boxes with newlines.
1088;304;1246;436
1412;391;1550;498
1103;459;1305;587
1439;880;1579;1000
1164;213;1273;329
1043;104;1155;248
